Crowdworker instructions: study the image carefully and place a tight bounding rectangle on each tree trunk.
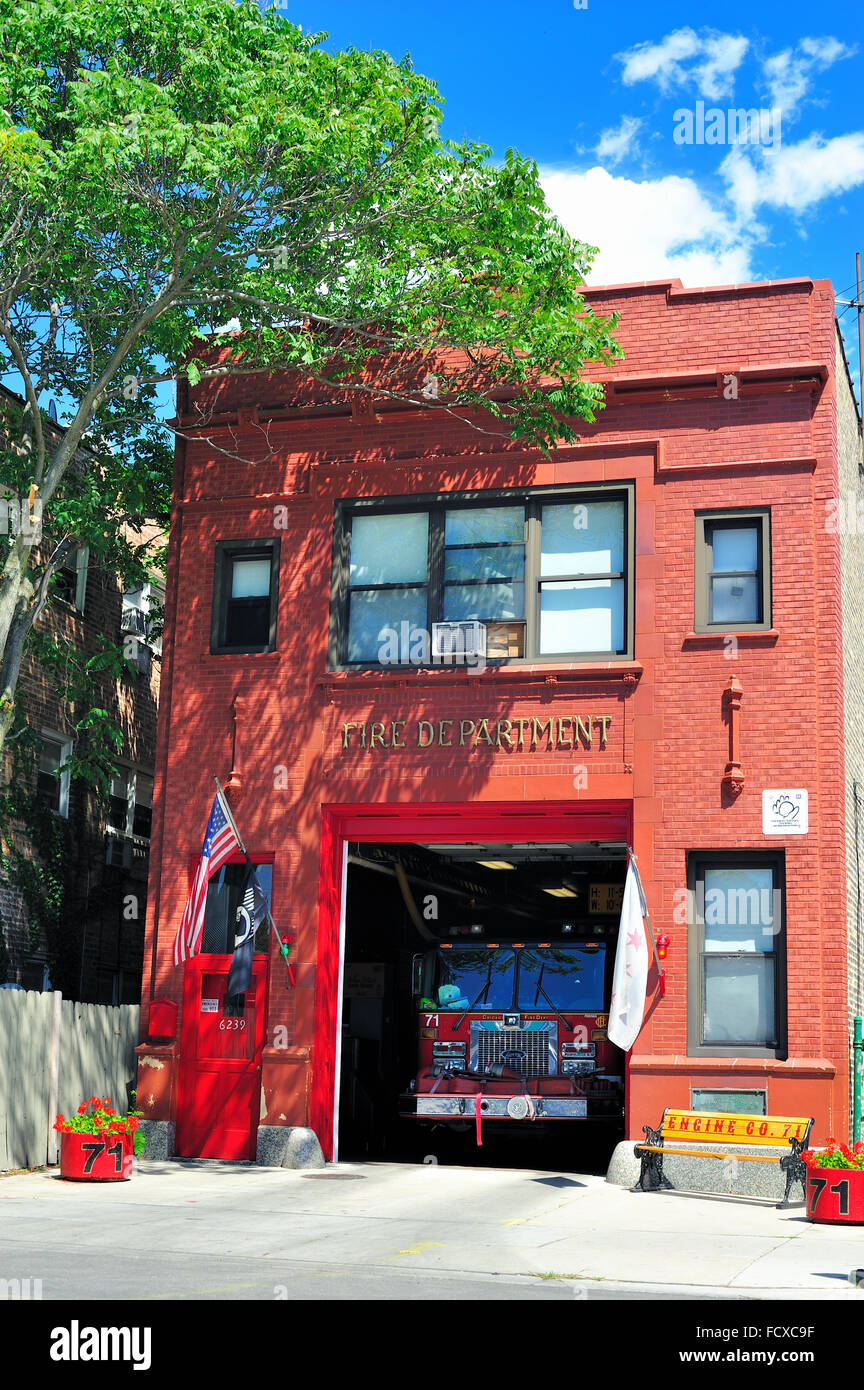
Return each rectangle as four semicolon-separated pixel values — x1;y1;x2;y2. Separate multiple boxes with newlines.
0;581;36;768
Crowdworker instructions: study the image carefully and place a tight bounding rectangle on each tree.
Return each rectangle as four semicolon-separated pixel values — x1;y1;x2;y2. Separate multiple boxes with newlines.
0;0;621;769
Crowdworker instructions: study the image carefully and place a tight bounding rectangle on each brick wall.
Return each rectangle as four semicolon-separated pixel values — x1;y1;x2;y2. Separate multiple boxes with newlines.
144;275;853;1148
1;530;160;1002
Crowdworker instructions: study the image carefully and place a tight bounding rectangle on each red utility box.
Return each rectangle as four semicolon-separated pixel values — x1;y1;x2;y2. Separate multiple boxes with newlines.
148;996;178;1041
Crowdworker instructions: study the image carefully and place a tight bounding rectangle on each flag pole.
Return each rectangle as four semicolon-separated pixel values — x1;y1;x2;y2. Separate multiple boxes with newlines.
213;775;295;986
627;846;664;986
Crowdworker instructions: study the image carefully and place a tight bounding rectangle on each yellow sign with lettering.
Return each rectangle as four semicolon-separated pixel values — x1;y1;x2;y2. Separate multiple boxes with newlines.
663;1110;810;1145
589;884;624;914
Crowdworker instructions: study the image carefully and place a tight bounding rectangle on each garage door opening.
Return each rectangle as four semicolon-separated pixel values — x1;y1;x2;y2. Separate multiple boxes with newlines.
336;839;627;1171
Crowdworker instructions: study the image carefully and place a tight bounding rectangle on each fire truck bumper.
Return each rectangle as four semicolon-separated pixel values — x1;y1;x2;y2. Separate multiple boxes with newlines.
400;1094;590;1120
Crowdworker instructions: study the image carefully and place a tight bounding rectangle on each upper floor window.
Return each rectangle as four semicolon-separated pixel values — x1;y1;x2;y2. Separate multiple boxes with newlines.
53;545;88;612
694;512;771;632
329;487;633;667
210;540;280;655
38;732;72;816
106;767;154;866
121;583;163;673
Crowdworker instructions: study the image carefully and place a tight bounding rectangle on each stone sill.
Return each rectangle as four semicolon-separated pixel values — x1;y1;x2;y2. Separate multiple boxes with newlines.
683;630;779;644
629;1054;835;1077
198;650;282;664
318;661;642;693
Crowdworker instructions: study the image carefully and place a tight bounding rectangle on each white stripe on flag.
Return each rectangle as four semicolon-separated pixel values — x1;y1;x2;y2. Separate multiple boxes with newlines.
607;857;650;1052
172;796;243;966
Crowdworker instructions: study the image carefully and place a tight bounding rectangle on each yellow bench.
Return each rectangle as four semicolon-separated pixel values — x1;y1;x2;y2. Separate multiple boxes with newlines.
633;1108;814;1208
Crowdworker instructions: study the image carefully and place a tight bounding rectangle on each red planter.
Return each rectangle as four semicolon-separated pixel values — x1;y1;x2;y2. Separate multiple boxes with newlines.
806;1164;864;1224
59;1129;134;1182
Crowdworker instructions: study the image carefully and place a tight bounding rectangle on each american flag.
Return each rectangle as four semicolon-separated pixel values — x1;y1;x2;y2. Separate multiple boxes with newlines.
173;793;241;965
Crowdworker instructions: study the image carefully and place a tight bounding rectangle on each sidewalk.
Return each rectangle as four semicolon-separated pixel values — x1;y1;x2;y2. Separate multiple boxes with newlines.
2;1159;863;1300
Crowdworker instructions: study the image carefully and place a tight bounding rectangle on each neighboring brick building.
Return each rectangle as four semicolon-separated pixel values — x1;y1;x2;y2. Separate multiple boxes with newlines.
0;387;163;1003
137;275;862;1166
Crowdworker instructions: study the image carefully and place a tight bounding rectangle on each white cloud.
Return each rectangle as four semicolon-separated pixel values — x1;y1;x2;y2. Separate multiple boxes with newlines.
616;27;749;101
696;34;751;102
595;115;642;166
762;36;856;119
617;27;701;90
541;165;757;288
722;132;864;216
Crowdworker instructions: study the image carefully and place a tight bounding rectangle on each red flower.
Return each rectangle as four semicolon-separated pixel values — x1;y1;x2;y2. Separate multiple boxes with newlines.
77;1102;88;1114
799;1149;813;1163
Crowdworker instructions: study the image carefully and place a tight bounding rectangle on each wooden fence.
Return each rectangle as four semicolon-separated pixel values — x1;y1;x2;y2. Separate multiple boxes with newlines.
0;990;140;1170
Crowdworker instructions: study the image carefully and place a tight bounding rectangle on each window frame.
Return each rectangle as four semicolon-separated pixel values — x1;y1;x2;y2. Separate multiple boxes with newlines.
694;510;771;633
106;766;153;839
686;850;787;1059
328;483;635;669
54;545;89;613
210;539;280;655
105;765;154;867
38;730;73;818
198;853;275;957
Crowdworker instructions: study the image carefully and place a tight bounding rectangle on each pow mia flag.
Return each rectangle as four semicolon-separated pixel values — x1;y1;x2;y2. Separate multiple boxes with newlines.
224;865;270;1016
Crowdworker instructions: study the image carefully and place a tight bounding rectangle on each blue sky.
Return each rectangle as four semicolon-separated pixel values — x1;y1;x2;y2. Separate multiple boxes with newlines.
280;1;864;385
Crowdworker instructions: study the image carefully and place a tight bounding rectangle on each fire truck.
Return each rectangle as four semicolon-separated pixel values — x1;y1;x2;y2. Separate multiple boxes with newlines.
399;937;623;1137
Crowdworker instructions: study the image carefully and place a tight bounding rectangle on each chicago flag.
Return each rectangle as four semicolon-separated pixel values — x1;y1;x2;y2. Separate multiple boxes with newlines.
607;856;650;1052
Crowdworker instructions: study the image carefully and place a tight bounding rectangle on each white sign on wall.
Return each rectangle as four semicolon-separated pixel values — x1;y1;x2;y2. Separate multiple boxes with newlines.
762;789;808;835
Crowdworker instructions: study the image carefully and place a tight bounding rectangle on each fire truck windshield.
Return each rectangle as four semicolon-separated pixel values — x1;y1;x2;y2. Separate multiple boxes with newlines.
518;946;606;1012
435;944;605;1013
436;948;515;1010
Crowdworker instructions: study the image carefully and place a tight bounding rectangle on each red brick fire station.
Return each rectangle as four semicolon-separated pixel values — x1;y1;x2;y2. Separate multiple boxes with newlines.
136;275;863;1169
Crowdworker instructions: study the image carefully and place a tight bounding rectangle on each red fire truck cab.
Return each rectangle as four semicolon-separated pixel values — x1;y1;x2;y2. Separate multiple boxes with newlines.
399;938;623;1133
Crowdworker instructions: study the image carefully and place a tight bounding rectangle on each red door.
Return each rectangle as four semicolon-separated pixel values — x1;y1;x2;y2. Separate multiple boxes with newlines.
176;955;267;1160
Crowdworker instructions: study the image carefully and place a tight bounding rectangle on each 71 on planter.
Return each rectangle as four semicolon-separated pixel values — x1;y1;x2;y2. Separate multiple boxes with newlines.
80;1140;126;1175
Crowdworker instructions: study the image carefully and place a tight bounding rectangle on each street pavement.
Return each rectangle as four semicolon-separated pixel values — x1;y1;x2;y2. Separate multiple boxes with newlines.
2;1158;864;1301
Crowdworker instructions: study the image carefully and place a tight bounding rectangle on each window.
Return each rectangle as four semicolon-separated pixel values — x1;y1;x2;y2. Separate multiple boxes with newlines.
211;540;280;654
201;861;272;954
330;487;633;667
37;733;72;816
691;1088;767;1116
122;583;162;667
695;512;771;631
21;958;51;992
686;853;786;1057
53;545;88;612
105;768;154;866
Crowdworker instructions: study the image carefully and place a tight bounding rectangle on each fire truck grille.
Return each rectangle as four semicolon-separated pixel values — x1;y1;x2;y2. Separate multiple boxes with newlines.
471;1023;556;1077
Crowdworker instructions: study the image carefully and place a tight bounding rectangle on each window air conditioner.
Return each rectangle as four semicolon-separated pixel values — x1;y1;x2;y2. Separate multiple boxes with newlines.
121;604;147;637
431;620;486;665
